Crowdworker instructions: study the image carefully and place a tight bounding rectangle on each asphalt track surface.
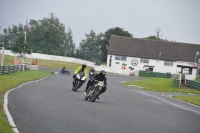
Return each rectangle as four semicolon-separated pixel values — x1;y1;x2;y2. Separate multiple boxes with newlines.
7;69;200;133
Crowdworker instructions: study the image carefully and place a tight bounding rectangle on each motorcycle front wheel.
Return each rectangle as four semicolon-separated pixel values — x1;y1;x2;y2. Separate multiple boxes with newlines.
85;86;92;101
89;87;101;102
73;81;80;92
72;80;76;91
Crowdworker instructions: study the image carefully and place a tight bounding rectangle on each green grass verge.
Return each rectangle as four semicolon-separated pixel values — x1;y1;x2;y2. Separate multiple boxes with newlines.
195;76;200;82
3;55;92;70
172;96;200;106
123;77;200;107
123;77;200;94
0;70;53;133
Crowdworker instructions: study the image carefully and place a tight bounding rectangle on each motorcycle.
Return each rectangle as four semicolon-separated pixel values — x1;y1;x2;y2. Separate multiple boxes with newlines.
60;69;70;75
84;80;103;102
72;72;85;92
89;71;95;79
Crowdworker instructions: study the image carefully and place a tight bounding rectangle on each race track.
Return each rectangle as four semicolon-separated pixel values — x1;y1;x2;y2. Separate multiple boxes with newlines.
7;69;200;133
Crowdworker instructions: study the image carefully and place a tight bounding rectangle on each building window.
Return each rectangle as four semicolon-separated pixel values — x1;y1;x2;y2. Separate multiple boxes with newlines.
115;56;127;61
115;56;120;60
121;56;127;61
164;61;173;66
183;68;192;75
140;58;149;64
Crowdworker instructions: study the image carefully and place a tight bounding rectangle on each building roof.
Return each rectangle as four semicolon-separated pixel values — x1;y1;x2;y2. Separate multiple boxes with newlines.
108;35;200;62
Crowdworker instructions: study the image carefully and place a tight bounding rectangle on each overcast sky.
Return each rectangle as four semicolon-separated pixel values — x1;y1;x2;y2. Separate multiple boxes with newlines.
0;0;200;46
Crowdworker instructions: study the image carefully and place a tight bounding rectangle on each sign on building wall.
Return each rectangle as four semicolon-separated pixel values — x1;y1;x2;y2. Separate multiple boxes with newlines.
131;58;138;66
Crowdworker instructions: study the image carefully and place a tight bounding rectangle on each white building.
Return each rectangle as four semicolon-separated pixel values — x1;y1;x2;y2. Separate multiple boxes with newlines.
107;35;200;80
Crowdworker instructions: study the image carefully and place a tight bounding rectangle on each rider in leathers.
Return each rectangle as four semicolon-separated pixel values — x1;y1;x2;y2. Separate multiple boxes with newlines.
89;67;95;79
73;63;88;86
84;70;107;96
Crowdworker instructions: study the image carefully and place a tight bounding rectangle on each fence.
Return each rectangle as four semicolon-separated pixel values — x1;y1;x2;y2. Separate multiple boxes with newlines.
173;79;180;87
186;79;200;90
139;70;172;78
0;65;27;75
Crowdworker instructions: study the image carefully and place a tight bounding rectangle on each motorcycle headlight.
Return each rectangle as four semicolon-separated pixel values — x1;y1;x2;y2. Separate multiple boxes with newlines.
76;74;80;79
81;77;86;80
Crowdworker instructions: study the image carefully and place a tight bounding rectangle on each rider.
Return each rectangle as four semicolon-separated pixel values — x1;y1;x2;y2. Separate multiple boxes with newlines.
61;66;66;74
84;70;107;96
73;63;88;84
89;67;95;79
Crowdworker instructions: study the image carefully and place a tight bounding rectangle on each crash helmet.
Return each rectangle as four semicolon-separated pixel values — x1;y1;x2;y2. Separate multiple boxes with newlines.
91;67;95;72
82;63;87;68
99;70;106;79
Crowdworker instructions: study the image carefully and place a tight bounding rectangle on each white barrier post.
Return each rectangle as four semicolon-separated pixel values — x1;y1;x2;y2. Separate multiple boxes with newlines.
0;47;5;67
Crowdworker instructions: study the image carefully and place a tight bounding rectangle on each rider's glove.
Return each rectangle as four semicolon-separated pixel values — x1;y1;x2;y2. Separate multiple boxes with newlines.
82;77;86;83
73;74;76;78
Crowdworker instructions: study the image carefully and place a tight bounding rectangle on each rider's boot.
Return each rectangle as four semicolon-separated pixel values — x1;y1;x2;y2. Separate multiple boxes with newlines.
84;92;87;96
83;87;87;96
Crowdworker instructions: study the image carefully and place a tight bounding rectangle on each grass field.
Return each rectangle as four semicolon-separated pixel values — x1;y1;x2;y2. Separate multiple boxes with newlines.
172;96;200;106
2;55;92;70
123;78;200;94
195;76;200;82
123;77;200;107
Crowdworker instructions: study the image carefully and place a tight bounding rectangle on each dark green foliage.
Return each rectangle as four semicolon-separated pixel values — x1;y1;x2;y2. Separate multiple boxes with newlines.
101;27;133;62
2;17;134;64
145;36;160;40
2;13;75;57
27;13;75;56
10;35;31;54
78;30;103;63
2;24;24;49
77;27;133;63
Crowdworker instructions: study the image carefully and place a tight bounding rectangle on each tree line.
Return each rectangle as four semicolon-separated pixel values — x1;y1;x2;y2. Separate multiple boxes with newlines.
0;13;169;63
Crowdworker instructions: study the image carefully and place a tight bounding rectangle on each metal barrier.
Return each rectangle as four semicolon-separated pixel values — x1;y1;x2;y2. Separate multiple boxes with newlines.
0;65;27;75
139;70;172;78
173;79;180;87
186;79;200;90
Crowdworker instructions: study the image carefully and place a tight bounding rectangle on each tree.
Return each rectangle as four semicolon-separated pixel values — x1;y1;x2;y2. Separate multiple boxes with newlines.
79;30;103;62
10;34;31;54
145;36;161;40
2;24;25;49
27;13;76;56
62;28;76;57
1;14;76;56
101;27;133;62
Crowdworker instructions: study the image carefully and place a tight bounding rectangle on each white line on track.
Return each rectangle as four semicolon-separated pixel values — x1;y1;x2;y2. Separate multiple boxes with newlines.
117;81;200;115
3;76;49;133
162;94;200;109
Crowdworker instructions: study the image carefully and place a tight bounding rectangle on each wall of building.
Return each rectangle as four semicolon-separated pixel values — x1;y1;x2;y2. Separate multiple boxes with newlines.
107;54;197;80
107;54;178;75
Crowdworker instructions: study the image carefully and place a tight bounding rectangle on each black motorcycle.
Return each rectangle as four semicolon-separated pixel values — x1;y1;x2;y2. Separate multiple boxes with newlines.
72;72;85;92
60;69;70;75
84;80;103;102
89;71;95;80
